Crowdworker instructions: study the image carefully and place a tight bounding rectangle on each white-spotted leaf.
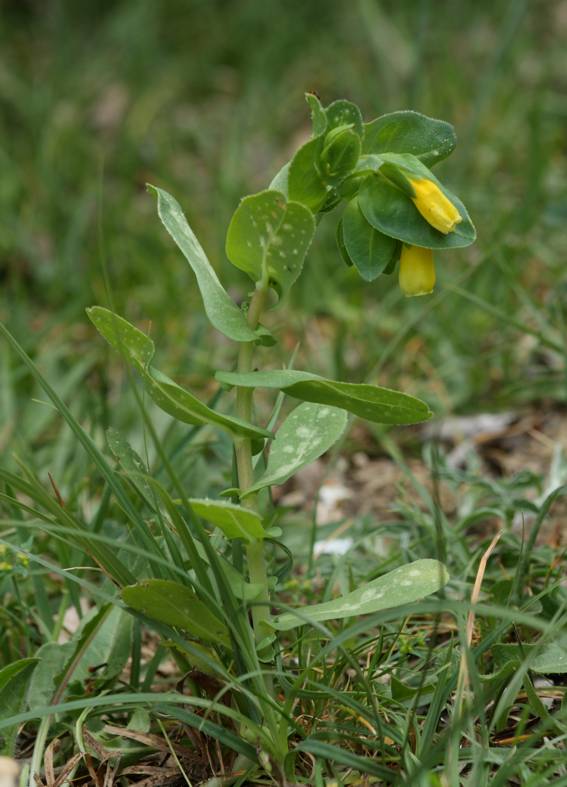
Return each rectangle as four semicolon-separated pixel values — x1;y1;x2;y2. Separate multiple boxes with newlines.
226;190;315;295
325;99;364;138
242;402;347;497
271;559;449;630
150;185;261;342
189;499;266;542
216;368;431;425
87;306;154;368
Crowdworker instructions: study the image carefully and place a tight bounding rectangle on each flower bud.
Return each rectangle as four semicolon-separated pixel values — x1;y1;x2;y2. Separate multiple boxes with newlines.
399;245;435;297
408;177;462;234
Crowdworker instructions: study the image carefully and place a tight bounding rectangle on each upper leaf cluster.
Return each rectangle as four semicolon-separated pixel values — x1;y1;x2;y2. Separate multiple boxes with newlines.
227;94;475;286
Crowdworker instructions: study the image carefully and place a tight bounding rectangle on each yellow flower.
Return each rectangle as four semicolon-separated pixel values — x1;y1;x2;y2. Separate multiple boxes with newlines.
399;245;435;297
409;177;462;234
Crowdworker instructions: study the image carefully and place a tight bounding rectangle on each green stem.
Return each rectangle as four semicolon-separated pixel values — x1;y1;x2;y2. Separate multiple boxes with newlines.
234;281;293;769
234;283;271;644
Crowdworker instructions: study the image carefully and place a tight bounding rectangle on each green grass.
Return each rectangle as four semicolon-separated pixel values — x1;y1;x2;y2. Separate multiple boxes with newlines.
1;1;566;784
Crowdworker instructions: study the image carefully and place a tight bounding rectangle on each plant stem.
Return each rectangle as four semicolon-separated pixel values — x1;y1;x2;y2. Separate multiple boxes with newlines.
234;283;271;644
235;282;293;770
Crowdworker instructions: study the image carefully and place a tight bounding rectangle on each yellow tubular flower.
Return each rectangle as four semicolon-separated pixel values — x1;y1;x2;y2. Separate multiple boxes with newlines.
399;245;435;297
409;177;462;234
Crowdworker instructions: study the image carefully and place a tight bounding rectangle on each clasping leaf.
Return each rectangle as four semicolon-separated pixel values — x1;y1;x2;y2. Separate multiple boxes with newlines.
242;402;347;497
363;110;456;166
216;368;432;425
226;190;315;296
188;498;266;542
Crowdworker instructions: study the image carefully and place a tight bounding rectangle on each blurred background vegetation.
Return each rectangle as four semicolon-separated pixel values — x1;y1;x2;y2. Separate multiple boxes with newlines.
1;0;566;447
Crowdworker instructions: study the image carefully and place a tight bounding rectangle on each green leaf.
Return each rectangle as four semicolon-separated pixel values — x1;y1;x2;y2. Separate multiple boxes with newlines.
216;369;432;425
325;99;364;138
288;101;364;211
305;92;327;136
271;559;449;630
225;190;315;295
363;110;456;166
107;428;147;477
358;154;476;249
320;127;361;186
57;605;132;690
0;658;38;755
359;175;474;250
336;218;353;268
288;136;328;212
342;197;399;281
122;580;230;646
532;638;567;674
87;306;155;368
149;185;259;342
27;643;74;710
146;366;271;439
492;637;567;674
212;555;263;601
87;307;271;441
269;162;290;197
107;427;153;504
189;499;266;542
243;402;347;497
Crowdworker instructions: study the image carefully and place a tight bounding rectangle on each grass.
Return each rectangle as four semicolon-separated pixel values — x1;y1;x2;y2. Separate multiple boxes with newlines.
1;0;566;784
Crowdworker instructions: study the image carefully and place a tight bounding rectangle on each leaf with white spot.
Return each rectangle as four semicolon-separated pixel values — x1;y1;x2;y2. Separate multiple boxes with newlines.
271;559;449;630
325;99;364;138
87;307;271;441
189;499;266;542
226;190;315;295
149;185;261;342
87;306;155;368
242;402;347;497
216;368;431;425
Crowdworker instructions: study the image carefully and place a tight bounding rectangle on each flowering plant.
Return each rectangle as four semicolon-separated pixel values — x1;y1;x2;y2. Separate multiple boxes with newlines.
82;95;476;781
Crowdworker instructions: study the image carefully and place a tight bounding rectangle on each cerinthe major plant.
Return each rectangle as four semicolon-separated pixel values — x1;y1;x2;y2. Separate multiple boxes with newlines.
77;95;476;782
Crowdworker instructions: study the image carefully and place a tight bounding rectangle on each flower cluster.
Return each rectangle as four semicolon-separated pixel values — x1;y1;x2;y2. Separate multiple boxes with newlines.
400;177;464;296
272;95;476;298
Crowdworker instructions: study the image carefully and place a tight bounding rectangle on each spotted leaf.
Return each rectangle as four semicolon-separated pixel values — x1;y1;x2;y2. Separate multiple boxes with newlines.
226;190;315;295
271;559;449;630
242;402;347;497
